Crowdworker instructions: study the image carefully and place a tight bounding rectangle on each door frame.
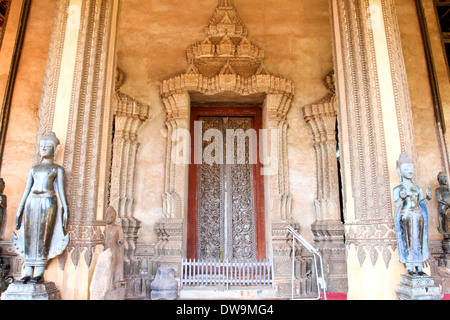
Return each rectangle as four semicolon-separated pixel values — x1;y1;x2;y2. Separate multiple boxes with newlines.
187;106;266;261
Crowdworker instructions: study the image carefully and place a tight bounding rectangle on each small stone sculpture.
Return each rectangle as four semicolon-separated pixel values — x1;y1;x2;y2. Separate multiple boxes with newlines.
393;154;431;275
151;267;178;300
11;132;69;284
104;206;125;291
90;206;125;300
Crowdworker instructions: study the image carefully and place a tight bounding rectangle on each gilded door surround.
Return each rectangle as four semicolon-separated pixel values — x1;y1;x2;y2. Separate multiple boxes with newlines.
156;0;296;278
187;107;266;262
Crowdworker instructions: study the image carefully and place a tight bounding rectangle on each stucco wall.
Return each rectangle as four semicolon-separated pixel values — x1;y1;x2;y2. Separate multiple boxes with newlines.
0;0;56;239
117;0;333;244
0;0;445;250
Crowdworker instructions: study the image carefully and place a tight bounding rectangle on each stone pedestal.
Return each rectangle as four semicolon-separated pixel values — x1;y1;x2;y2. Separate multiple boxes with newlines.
396;274;443;300
150;267;178;300
1;282;61;300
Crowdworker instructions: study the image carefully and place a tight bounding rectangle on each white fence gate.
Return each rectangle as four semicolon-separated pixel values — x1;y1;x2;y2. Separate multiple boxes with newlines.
181;259;274;289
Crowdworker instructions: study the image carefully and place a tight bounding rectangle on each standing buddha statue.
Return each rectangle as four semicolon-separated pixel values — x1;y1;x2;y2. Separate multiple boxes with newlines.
393;153;431;275
11;132;69;284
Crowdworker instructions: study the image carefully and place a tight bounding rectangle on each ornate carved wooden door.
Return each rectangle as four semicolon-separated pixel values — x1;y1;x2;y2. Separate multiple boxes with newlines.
188;107;265;262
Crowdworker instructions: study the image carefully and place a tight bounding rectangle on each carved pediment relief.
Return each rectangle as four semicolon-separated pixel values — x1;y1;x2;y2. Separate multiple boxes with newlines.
186;1;264;79
114;68;150;121
205;0;248;38
161;0;294;98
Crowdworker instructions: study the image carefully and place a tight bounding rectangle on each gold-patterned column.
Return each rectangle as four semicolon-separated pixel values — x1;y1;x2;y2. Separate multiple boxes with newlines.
330;0;419;299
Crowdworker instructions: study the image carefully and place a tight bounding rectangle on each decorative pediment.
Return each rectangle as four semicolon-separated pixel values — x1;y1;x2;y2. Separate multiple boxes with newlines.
217;35;235;56
185;63;199;76
302;71;336;123
162;0;294;99
205;0;247;38
219;60;236;75
186;0;263;78
114;68;150;122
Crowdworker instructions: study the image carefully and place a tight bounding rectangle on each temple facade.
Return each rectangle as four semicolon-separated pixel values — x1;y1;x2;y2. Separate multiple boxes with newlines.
0;0;449;300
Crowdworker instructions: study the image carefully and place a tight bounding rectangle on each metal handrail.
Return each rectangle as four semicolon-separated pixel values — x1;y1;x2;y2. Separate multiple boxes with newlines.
286;226;327;300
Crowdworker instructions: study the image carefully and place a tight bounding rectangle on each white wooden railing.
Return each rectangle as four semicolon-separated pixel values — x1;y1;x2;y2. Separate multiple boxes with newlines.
181;259;274;289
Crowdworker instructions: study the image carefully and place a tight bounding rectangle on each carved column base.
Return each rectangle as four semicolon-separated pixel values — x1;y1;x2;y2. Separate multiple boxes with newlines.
271;221;298;279
122;218;141;277
396;274;443;300
311;220;348;293
431;238;450;294
311;220;345;243
2;282;61;300
155;219;183;277
441;237;450;266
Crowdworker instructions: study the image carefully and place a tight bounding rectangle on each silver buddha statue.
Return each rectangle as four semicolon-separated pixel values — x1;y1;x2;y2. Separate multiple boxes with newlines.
435;171;450;264
12;132;69;284
393;153;431;275
436;172;450;236
0;178;6;238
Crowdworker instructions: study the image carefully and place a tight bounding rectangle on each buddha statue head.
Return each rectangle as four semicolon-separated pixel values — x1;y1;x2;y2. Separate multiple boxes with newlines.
40;132;60;161
396;153;414;182
438;171;448;187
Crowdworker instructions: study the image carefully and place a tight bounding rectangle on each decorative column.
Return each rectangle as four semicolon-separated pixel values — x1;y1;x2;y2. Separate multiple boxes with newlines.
263;92;298;286
330;0;419;299
110;91;149;282
32;0;121;299
155;92;190;275
302;71;348;293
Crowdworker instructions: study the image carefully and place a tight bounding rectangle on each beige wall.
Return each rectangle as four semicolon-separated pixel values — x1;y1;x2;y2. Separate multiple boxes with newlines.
118;0;446;245
0;0;56;239
0;0;445;255
117;0;333;243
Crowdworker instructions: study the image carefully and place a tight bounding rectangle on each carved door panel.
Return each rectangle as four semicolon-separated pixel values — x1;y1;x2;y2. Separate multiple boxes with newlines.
188;107;265;262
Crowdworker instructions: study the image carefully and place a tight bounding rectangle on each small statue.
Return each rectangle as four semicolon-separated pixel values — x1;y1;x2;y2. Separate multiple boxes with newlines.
0;178;6;238
11;132;69;284
104;206;124;291
393;154;431;275
436;172;450;236
90;206;125;300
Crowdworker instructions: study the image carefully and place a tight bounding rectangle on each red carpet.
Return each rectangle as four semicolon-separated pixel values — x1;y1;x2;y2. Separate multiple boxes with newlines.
321;293;347;300
321;293;450;300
